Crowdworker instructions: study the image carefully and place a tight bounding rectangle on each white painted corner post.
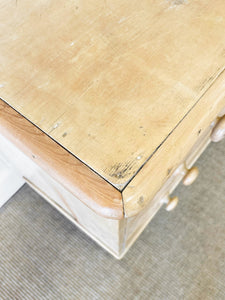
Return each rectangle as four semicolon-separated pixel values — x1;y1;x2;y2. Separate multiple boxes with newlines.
0;151;25;208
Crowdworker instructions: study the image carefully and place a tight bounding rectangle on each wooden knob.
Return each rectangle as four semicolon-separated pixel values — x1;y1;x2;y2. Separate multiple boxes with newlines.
165;196;179;211
182;166;199;186
211;115;225;142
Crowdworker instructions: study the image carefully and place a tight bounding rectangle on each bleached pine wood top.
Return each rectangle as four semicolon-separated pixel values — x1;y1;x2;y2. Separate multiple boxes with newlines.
1;0;225;191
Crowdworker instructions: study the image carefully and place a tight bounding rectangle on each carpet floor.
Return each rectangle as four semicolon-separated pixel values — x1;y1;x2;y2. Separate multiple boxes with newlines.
0;140;225;300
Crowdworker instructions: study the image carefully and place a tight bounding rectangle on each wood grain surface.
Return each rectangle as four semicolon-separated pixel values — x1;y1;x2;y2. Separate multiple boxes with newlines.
0;100;123;219
1;0;225;189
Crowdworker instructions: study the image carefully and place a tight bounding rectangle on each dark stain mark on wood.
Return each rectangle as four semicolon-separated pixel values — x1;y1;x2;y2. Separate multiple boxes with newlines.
88;133;96;140
198;129;202;135
167;168;172;175
62;132;67;138
107;161;136;180
138;196;144;206
139;125;147;137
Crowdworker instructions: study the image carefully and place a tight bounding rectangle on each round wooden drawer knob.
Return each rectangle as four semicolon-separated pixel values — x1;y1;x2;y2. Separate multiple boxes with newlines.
211;115;225;142
182;166;199;186
165;196;179;211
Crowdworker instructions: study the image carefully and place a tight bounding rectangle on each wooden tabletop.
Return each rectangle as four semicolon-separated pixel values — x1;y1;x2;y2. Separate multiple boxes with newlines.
1;1;225;218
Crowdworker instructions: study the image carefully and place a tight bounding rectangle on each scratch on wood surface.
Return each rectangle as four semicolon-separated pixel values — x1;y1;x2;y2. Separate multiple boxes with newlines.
38;117;46;125
166;0;188;9
38;81;49;89
118;17;127;24
49;122;61;133
196;66;225;94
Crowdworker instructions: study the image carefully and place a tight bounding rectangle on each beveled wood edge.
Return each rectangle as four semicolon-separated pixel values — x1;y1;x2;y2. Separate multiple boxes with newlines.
122;68;225;217
0;99;124;219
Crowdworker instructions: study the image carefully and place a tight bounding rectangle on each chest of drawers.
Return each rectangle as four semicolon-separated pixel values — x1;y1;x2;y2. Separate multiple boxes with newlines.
0;0;225;258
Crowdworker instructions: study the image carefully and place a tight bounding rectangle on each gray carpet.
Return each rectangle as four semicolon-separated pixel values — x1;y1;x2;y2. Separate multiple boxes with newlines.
0;140;225;300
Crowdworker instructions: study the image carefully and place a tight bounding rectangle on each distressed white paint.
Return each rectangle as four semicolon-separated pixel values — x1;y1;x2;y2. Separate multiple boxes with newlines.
0;157;25;208
0;133;123;258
